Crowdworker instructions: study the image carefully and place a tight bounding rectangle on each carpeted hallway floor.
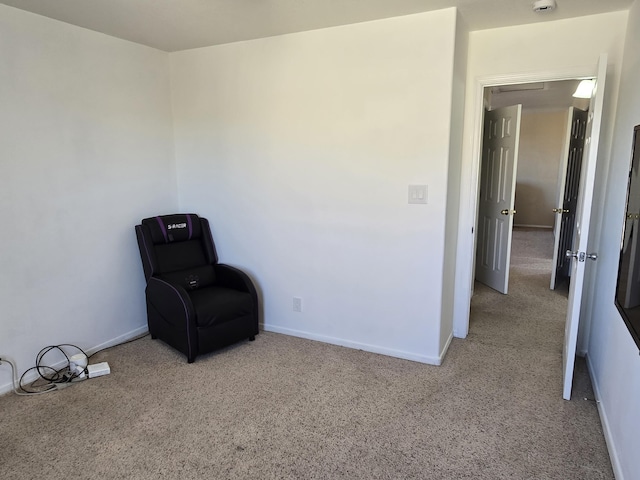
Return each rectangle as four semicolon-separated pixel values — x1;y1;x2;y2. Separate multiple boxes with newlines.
0;229;613;479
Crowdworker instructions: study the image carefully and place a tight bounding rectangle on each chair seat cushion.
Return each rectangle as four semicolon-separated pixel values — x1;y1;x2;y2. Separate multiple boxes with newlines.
189;286;254;328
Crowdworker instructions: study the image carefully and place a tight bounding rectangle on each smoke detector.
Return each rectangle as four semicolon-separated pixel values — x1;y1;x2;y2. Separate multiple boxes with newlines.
533;0;557;12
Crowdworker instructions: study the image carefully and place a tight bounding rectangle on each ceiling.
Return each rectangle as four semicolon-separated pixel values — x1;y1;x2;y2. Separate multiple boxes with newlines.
0;0;633;52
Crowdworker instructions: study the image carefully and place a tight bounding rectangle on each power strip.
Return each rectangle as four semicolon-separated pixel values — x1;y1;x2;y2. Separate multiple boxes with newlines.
87;362;110;378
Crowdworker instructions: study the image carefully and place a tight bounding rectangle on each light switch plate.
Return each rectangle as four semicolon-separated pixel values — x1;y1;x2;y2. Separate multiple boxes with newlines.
408;185;428;204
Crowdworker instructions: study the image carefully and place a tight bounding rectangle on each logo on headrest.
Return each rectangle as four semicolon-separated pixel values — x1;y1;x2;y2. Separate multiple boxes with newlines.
167;223;187;230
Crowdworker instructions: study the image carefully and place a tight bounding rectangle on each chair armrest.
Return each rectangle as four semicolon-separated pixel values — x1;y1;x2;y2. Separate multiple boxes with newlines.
147;277;195;327
215;264;257;298
215;265;259;335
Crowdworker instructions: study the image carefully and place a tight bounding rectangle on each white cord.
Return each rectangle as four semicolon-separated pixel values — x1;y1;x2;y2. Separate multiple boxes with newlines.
0;334;140;397
1;358;51;395
0;357;76;396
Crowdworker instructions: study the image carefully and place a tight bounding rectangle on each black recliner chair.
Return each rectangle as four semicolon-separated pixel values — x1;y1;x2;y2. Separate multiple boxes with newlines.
135;214;258;363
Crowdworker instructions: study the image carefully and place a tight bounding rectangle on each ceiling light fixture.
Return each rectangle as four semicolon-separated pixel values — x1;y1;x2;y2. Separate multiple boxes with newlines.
573;79;596;98
493;83;546;94
533;0;557;13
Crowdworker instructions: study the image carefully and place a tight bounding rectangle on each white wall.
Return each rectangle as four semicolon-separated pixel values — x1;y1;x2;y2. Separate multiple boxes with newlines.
514;109;568;228
587;1;640;478
170;9;460;364
0;5;177;393
453;11;628;337
441;11;468;355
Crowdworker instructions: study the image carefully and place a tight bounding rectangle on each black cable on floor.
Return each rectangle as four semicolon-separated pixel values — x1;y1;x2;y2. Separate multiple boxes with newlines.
4;334;150;395
18;344;89;393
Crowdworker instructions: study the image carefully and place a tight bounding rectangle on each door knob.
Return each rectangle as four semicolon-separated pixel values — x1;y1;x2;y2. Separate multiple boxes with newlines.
566;250;597;262
501;209;517;215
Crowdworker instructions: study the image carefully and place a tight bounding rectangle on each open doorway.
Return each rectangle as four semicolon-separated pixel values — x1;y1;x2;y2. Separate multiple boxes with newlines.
469;81;589;403
473;79;592;297
456;55;608;399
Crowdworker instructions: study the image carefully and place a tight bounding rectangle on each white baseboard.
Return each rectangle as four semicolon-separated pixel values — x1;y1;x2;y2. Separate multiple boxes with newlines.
84;325;149;357
586;353;624;480
513;224;553;229
440;331;453;362
261;323;443;365
0;325;149;397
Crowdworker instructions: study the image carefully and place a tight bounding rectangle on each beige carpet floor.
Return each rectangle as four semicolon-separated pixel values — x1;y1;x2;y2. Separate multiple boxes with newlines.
0;228;612;479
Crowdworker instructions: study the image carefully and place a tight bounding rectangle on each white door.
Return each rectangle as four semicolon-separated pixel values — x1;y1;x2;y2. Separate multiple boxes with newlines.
475;105;522;294
550;107;588;290
563;54;607;400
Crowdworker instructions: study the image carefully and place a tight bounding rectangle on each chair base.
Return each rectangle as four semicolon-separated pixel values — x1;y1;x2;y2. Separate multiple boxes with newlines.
147;305;258;363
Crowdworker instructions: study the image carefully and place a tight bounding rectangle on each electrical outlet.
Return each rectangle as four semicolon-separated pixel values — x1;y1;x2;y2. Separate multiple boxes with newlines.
293;297;303;313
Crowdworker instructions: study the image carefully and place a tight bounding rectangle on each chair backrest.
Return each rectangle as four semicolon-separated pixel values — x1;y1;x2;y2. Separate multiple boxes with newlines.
136;214;218;291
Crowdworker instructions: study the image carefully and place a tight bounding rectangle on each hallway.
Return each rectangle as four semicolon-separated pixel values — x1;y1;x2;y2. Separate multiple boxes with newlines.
461;227;612;478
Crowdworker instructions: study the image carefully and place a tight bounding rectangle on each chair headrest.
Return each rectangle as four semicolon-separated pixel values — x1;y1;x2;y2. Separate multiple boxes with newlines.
142;214;202;244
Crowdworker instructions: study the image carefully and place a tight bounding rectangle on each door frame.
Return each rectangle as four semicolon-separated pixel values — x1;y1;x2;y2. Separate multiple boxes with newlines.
454;65;602;339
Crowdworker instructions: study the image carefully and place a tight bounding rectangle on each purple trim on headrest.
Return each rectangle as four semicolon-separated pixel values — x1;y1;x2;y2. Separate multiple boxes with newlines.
136;225;155;278
155;216;168;243
186;214;193;240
